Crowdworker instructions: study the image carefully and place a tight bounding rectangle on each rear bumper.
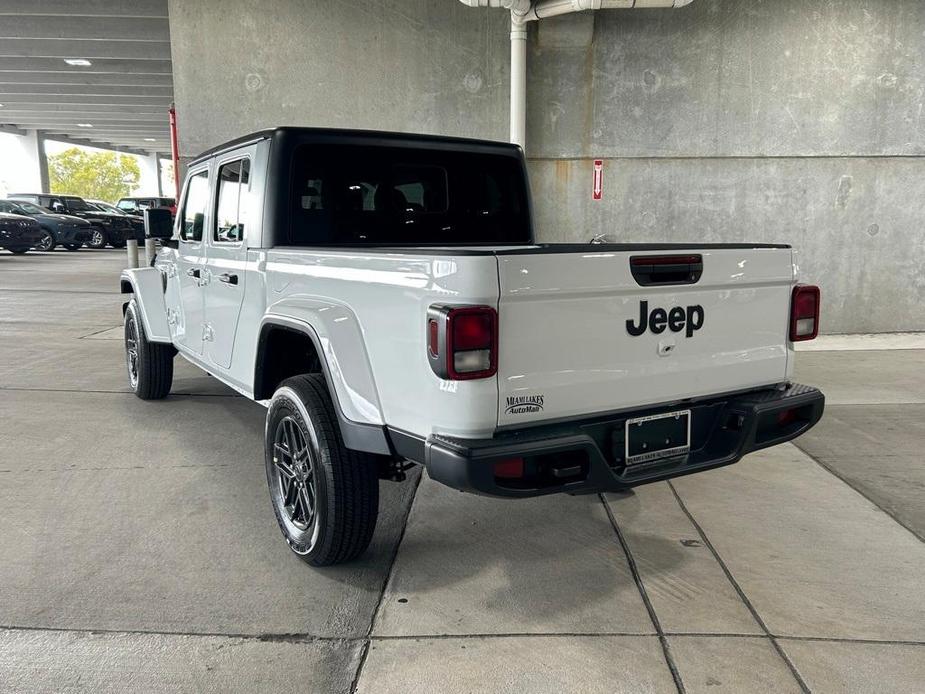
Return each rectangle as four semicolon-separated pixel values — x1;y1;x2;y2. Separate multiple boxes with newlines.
423;383;825;498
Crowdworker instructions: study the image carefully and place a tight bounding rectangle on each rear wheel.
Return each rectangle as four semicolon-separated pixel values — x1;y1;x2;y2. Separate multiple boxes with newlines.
124;298;174;400
265;374;380;566
87;228;107;249
35;230;56;252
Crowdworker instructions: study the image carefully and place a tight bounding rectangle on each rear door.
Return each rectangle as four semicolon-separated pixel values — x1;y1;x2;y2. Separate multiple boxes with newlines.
495;247;794;427
203;152;252;369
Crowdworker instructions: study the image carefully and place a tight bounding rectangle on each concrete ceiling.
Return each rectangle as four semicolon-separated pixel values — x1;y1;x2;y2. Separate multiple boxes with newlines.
0;0;172;155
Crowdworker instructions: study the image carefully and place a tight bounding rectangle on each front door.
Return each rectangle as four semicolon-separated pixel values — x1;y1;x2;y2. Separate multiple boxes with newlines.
171;167;211;355
203;155;251;369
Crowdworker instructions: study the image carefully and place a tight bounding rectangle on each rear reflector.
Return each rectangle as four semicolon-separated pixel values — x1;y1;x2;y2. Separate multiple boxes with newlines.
790;285;820;341
494;458;525;479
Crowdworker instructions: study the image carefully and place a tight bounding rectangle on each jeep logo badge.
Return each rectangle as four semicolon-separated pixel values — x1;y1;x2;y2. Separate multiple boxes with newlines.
627;301;704;338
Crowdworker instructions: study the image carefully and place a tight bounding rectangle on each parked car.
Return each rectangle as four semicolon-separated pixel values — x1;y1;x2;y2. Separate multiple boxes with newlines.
0;211;44;254
116;196;176;218
7;194;135;249
0;199;91;251
86;199;145;242
121;127;825;567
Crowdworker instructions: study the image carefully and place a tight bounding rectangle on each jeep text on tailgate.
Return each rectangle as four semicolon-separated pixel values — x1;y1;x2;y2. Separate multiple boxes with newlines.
121;128;824;566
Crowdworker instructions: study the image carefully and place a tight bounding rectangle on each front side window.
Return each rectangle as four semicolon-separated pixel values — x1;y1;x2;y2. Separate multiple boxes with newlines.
214;159;250;243
117;200;135;211
180;170;209;242
64;198;89;211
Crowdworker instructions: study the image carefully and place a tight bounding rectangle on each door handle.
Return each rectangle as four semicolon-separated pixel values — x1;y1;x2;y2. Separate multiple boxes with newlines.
186;268;200;278
218;273;238;285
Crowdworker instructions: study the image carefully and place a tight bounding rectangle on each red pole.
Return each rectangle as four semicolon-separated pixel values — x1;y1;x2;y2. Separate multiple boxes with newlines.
168;105;181;199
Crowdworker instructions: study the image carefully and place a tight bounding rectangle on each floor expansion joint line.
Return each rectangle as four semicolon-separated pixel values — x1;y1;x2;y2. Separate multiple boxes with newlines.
792;442;924;544
666;481;812;694
4;623;924;647
349;471;424;694
601;494;686;694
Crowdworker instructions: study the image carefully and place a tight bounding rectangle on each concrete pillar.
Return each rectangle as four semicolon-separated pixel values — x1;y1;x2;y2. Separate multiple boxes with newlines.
0;129;46;195
136;152;160;196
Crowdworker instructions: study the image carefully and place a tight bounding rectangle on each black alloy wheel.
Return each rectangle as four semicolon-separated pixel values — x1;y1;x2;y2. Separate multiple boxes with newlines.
35;230;55;252
87;228;107;249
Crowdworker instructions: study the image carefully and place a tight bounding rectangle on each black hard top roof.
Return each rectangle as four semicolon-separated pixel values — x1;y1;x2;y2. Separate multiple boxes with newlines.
188;126;522;167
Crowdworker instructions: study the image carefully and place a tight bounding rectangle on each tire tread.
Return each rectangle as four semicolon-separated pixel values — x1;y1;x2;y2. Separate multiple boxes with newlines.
277;374;379;566
127;299;173;400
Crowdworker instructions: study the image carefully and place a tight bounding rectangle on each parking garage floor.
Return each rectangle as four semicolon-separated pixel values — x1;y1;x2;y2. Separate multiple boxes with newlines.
1;249;923;694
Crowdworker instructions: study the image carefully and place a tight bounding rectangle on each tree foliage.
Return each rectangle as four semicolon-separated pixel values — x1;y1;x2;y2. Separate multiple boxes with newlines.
47;147;141;202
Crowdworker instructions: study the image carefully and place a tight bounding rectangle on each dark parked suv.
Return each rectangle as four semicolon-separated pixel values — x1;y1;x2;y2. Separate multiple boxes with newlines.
116;196;176;218
7;194;135;249
0;199;91;251
0;212;44;254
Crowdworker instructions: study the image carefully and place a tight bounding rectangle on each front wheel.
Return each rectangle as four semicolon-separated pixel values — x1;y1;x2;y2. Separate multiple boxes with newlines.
265;374;380;566
35;230;56;252
124;298;174;399
86;228;107;249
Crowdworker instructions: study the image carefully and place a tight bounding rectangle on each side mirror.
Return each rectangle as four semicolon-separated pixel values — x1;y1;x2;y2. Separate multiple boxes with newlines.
144;207;173;240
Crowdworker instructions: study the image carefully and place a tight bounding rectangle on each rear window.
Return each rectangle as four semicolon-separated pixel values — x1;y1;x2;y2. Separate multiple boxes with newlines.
289;144;530;246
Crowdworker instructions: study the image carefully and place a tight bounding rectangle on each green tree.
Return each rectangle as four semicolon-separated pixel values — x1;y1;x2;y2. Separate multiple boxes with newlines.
47;147;141;202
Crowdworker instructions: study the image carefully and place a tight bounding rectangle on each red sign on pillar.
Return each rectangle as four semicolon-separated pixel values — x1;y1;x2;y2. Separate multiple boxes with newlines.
592;160;603;200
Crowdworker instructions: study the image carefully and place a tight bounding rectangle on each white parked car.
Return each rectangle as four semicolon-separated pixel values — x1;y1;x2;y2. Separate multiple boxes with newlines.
121;127;825;566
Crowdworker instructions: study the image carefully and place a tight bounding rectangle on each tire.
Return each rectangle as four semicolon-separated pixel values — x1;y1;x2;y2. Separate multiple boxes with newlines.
35;229;56;252
265;374;380;566
124;298;174;400
87;228;107;249
63;244;82;251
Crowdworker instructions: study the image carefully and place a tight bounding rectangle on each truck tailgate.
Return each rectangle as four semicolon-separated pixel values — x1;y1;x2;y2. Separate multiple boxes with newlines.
496;247;794;427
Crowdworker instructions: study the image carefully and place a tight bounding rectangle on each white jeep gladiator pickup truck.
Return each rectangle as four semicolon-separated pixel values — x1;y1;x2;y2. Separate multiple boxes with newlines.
121;127;825;566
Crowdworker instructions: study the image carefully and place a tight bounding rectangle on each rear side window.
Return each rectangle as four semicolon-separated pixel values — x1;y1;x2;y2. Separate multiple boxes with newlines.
180;170;209;242
214;159;250;243
289;144;530;246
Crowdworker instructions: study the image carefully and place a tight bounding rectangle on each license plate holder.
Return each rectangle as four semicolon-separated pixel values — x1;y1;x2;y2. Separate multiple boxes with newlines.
625;410;691;465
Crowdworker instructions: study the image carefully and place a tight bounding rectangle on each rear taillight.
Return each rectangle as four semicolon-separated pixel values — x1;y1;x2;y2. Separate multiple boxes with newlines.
427;305;498;380
790;285;820;341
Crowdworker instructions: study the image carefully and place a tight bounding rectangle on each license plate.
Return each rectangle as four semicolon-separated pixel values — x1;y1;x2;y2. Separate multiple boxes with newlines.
625;410;691;465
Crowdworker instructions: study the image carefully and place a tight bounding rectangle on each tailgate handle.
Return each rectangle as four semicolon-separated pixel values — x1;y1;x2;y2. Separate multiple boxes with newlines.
630;254;703;286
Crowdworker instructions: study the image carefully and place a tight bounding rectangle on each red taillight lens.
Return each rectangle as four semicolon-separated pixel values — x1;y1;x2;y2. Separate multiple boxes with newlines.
427;305;498;380
790;285;820;342
452;311;493;351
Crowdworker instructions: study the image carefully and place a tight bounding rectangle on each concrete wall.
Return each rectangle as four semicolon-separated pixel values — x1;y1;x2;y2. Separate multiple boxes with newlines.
168;0;925;334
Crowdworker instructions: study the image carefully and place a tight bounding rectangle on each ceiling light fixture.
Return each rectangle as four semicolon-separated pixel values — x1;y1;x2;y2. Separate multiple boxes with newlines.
64;58;92;66
144;138;157;142
76;123;93;128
